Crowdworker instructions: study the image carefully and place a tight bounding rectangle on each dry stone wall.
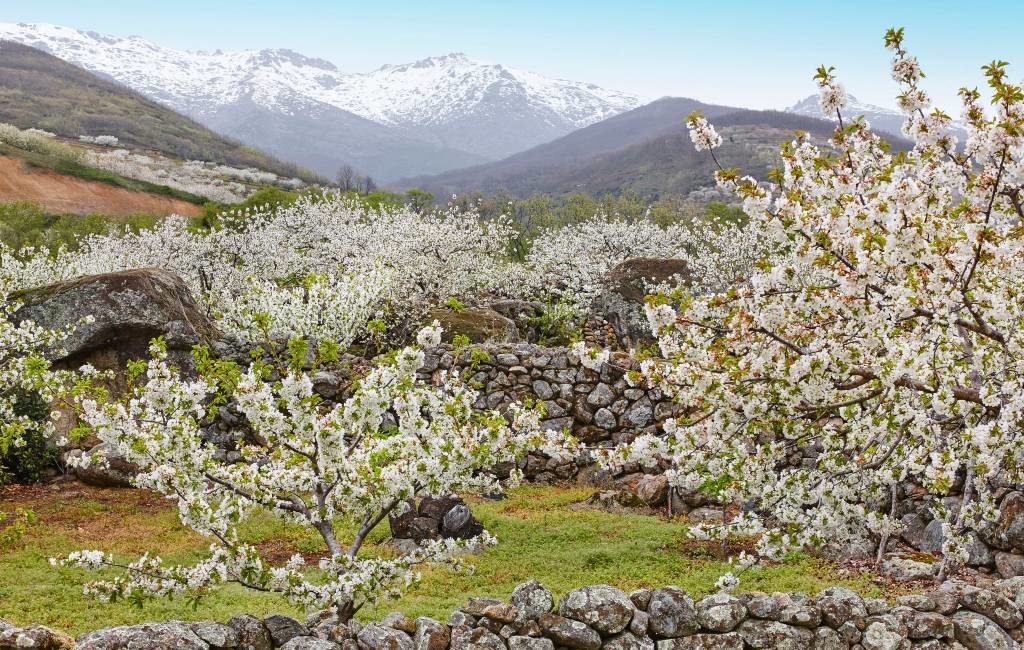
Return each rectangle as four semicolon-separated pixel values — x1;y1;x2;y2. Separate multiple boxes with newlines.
6;577;1024;649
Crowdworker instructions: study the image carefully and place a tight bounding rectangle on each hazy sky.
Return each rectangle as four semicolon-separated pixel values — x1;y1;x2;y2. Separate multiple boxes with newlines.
5;0;1022;111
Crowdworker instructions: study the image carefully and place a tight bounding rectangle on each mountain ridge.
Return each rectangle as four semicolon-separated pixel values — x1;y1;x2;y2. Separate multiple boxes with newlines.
0;22;645;178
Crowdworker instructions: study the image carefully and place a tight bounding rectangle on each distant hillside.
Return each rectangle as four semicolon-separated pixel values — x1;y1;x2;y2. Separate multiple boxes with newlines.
0;40;319;182
398;102;912;199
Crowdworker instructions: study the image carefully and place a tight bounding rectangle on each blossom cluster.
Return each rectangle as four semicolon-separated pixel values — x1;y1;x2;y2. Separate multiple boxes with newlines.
612;28;1024;583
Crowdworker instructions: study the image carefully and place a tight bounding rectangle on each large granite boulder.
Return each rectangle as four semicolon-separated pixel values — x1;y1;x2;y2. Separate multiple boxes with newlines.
426;307;519;344
589;258;691;350
12;268;218;383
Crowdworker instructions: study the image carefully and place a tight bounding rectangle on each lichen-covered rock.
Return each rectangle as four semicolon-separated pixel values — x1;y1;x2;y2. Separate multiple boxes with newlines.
281;638;342;650
777;604;821;628
960;587;1023;630
601;631;656;649
811;626;846;650
647;588;699;639
426;307;519;344
507;636;553;650
695;593;746;633
265;615;310;648
13;268;218;375
996;552;1024;579
655;632;743;649
190;621;242;648
0;624;74;650
735;619;814;649
449;626;505;649
983;492;1024;553
75;622;207;650
590;258;691;348
227;614;273;650
816;587;868;629
905;611;954;640
952;611;1018;650
537;614;601;649
357;624;414;650
511;581;553;619
558;585;634;635
413;617;450;650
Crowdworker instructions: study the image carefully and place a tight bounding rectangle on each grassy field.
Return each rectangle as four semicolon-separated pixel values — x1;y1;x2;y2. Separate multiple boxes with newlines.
0;481;887;636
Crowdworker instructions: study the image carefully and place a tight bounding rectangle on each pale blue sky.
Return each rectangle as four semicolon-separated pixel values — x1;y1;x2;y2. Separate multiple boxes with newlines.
4;1;1021;111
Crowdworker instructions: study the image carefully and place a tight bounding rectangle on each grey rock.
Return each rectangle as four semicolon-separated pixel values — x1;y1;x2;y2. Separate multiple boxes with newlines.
281;638;341;650
951;611;1017;650
587;384;615;407
811;626;846;650
75;622;206;650
996;553;1024;579
906;611;954;640
735;619;814;649
228;614;273;650
507;636;553;650
647;588;699;639
601;632;655;649
695;593;746;632
593;408;617;430
191;621;242;648
382;613;416;635
511;581;553;620
442;505;484;539
960;587;1023;629
983;492;1024;552
558;584;635;635
357;624;414;650
630;610;650;637
450;626;505;649
414;617;450;650
778;604;821;628
817;587;869;629
537;613;601;649
655;633;742;649
265;615;310;648
623;398;653;428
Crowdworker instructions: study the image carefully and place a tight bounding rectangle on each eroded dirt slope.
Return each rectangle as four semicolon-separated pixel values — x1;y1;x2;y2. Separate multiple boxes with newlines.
0;156;202;216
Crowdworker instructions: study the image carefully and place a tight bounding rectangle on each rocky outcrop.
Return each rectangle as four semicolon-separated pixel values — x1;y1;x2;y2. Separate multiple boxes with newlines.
10;577;1024;649
426;307;520;344
588;258;691;350
12;268;218;376
12;269;219;487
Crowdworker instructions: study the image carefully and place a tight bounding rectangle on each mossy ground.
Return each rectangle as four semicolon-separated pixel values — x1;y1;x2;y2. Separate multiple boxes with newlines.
1;481;886;636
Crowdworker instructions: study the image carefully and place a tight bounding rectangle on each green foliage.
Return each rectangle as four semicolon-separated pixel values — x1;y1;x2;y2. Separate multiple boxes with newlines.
468;347;492;370
444;297;466;313
0;508;37;549
0;201;158;251
527;301;584;346
0;392;57;486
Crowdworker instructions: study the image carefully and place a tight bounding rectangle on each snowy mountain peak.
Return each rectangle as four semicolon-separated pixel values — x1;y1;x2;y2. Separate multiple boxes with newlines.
786;93;902;119
0;22;643;150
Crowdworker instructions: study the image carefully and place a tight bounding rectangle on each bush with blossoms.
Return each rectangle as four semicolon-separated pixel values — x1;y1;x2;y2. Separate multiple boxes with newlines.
0;260;79;455
605;28;1024;586
55;321;568;616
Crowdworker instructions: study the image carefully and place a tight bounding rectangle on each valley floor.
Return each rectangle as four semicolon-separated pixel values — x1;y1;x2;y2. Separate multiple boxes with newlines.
0;481;889;636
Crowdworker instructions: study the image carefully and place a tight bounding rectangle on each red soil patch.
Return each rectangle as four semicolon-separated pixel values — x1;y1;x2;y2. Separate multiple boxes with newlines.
0;155;202;217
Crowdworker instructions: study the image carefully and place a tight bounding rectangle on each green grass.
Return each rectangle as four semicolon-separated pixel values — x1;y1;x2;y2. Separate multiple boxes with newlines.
0;483;883;636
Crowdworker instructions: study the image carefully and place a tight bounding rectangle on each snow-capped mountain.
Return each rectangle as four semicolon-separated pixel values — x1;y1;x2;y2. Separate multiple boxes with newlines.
0;22;645;179
785;93;908;137
785;93;968;142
